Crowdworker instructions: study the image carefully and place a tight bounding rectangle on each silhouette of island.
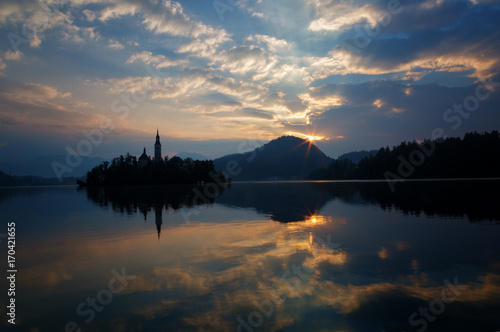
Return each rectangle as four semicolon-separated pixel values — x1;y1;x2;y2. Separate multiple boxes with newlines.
83;130;226;186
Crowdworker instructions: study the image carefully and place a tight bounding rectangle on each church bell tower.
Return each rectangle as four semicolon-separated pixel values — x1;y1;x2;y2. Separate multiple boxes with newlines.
154;129;162;163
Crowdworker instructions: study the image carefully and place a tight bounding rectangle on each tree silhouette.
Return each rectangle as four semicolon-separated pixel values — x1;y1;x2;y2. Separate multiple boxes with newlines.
309;130;500;180
85;154;225;186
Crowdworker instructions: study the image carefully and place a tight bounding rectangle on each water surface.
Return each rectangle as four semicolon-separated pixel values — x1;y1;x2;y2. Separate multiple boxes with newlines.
1;180;500;331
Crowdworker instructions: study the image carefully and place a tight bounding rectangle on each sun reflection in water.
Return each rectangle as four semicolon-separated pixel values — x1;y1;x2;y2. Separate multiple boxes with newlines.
304;213;331;226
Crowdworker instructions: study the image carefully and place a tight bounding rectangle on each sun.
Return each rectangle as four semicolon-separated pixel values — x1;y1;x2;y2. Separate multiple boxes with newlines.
285;131;325;142
306;135;324;142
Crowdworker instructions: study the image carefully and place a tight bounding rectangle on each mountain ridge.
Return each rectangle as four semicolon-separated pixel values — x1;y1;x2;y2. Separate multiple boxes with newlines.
338;150;378;164
213;135;332;180
174;151;209;160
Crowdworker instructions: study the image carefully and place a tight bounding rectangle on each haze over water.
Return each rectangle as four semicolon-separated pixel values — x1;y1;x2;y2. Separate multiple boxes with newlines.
1;180;500;331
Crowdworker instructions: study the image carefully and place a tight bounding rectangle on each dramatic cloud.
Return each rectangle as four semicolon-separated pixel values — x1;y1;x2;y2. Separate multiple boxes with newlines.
0;0;499;161
308;0;378;32
99;0;229;40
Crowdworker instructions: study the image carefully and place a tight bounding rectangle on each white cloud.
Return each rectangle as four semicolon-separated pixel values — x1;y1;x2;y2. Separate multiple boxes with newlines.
7;83;71;101
99;2;139;22
82;9;96;21
108;40;124;50
246;34;290;52
177;33;232;58
83;27;101;41
308;0;376;32
210;45;279;79
127;51;188;68
251;11;264;18
99;0;229;40
61;24;101;43
29;34;42;48
101;72;267;101
4;50;22;60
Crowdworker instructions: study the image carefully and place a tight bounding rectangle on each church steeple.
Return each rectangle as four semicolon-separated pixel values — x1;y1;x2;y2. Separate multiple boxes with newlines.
155;202;163;240
154;128;162;163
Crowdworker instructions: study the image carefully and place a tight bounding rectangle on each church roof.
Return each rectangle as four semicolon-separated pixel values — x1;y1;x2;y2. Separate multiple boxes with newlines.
139;147;149;160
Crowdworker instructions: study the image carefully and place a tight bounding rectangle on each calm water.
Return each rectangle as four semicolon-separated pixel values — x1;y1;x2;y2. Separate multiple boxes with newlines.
1;180;500;331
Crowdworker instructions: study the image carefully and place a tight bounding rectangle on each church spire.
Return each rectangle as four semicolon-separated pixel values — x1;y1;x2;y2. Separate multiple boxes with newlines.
154;128;162;163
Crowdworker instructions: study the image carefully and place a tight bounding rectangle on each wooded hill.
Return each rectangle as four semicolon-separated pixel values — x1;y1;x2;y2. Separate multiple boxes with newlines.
213;136;332;180
308;131;500;181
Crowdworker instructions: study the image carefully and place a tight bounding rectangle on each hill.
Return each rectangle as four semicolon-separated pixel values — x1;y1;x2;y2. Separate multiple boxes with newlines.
213;136;332;180
174;151;209;160
338;150;377;164
308;130;500;187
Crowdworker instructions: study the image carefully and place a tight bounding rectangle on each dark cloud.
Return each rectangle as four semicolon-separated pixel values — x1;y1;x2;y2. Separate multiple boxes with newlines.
286;101;307;113
373;0;472;33
306;80;500;156
335;0;500;80
206;107;274;120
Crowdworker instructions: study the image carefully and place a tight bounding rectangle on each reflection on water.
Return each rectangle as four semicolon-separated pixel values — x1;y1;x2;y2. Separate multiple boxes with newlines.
215;180;500;223
1;180;500;331
83;185;226;239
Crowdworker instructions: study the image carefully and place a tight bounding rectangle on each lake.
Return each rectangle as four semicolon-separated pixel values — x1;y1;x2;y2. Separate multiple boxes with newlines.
1;180;500;331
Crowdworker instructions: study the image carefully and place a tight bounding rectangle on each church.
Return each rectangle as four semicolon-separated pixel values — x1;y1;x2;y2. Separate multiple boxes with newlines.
138;129;162;168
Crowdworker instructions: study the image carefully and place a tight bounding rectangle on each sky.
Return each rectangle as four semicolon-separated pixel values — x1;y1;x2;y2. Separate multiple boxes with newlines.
0;0;500;167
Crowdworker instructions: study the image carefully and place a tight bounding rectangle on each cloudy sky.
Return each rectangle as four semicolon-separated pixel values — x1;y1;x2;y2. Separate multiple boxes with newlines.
0;0;499;166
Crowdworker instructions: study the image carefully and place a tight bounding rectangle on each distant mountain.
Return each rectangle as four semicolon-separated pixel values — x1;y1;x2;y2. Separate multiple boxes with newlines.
0;155;104;178
174;151;209;160
213;136;332;180
0;170;81;186
338;150;378;164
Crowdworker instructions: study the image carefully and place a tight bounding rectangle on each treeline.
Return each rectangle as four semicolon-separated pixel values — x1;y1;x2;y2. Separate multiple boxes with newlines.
308;130;500;180
85;154;226;186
